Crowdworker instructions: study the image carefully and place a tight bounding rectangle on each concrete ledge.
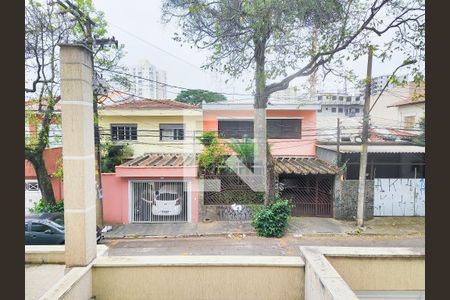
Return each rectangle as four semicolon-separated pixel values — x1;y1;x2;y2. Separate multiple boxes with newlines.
93;255;304;268
299;246;425;300
25;246;65;264
25;245;108;264
39;266;92;300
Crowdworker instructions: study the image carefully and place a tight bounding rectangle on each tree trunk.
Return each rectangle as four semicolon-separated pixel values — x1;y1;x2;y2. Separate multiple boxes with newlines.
254;40;274;205
26;151;56;206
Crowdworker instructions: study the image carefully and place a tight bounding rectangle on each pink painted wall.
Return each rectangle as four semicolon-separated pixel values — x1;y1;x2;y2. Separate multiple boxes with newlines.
203;109;317;156
101;171;200;224
25;147;64;202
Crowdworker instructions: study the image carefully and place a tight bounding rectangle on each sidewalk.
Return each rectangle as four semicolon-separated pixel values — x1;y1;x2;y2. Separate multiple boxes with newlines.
103;217;424;239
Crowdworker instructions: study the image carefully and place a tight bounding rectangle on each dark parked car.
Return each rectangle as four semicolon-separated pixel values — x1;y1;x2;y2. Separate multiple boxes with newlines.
25;213;102;245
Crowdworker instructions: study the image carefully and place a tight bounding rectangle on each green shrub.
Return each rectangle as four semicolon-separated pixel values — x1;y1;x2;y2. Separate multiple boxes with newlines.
251;198;291;238
29;198;64;213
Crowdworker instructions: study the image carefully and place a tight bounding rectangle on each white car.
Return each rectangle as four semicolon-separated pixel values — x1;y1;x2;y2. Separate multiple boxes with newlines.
142;185;182;216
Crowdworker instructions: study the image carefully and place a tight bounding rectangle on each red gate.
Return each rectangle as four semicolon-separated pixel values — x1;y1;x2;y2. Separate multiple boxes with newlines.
279;175;333;217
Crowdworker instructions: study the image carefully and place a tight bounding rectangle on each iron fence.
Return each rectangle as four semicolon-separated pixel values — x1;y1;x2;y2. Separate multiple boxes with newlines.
203;175;265;205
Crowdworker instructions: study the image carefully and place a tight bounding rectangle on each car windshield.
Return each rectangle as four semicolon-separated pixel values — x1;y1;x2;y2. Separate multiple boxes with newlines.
156;193;178;201
46;220;64;231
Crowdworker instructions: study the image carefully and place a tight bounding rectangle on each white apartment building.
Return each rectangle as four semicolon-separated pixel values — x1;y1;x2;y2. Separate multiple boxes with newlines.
360;74;409;95
129;60;167;99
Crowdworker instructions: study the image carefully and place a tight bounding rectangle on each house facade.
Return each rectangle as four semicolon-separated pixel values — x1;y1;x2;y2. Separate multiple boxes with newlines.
99;99;203;224
202;100;339;219
317;143;425;218
98;99;203;158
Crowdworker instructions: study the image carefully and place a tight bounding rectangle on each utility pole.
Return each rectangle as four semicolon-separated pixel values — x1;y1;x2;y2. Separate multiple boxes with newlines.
56;0;118;227
337;118;341;167
356;46;374;227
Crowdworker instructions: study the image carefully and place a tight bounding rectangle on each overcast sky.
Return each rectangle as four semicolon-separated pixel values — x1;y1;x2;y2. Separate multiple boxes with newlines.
95;0;409;99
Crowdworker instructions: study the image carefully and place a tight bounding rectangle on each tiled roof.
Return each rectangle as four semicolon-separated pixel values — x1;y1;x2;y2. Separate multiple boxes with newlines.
274;157;339;175
99;99;198;110
388;99;425;107
122;153;196;167
317;144;425;154
25;98;62;112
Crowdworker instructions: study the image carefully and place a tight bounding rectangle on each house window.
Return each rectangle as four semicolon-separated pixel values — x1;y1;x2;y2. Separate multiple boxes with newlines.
267;119;302;139
338;108;343;113
331;107;337;113
404;116;416;129
355;96;361;101
218;120;254;139
346;96;352;102
355;108;360;113
318;96;323;100
338;96;344;101
332;96;337;100
111;124;137;141
25;182;39;191
159;124;185;141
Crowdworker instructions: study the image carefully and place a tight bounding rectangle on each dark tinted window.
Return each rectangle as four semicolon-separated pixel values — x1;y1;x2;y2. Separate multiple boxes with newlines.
338;108;343;113
25;223;28;232
267;119;302;139
111;124;137;141
31;222;52;233
218;120;254;139
332;108;337;112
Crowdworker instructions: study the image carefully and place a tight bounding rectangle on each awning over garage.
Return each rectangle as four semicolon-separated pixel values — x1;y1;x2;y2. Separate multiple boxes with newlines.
122;153;196;167
274;157;339;175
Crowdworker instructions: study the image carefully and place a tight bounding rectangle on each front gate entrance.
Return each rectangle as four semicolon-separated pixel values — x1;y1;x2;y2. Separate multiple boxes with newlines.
130;181;189;223
279;175;333;217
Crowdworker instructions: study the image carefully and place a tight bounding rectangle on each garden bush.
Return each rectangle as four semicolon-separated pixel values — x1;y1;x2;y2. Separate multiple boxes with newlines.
29;198;64;213
251;198;291;238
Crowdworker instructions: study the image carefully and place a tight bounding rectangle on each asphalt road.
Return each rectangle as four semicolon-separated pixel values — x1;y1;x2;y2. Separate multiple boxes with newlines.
102;235;425;256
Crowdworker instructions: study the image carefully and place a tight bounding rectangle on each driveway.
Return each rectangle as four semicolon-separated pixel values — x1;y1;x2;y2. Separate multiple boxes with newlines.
102;235;425;256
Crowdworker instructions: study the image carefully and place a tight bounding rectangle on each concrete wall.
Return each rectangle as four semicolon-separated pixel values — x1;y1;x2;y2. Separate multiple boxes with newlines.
326;256;425;291
25;245;66;264
203;109;317;156
91;256;304;300
99;114;203;158
334;179;374;220
40;267;93;300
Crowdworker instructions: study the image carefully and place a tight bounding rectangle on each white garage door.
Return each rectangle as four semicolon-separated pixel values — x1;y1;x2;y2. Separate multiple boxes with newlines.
25;180;42;215
374;178;425;216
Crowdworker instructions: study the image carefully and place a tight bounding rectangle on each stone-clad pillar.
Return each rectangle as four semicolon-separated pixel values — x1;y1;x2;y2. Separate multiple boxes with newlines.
60;45;97;267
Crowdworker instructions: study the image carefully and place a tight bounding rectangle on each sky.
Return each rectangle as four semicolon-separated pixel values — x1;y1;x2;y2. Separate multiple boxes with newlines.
94;0;411;100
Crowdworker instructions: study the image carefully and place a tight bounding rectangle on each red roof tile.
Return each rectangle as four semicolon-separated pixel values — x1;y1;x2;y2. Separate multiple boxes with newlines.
100;99;198;110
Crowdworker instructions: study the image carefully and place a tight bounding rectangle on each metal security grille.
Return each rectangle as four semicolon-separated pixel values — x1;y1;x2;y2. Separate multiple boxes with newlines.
130;181;188;223
203;175;264;205
279;175;333;217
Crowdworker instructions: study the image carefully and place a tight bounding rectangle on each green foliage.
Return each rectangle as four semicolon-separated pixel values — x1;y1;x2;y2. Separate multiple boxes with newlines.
53;158;64;181
101;143;134;173
414;116;425;146
229;135;255;166
197;132;227;175
198;131;217;146
251;197;292;238
29;199;64;213
176;89;227;106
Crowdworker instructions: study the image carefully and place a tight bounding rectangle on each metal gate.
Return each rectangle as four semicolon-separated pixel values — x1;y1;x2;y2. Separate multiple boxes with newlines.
130;181;189;223
279;175;333;217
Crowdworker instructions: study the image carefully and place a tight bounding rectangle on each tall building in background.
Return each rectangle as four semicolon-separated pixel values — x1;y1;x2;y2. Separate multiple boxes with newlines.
129;60;167;99
359;74;408;95
156;70;167;99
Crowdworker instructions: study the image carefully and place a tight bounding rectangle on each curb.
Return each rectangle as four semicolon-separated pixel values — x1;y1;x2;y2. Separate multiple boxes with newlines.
103;231;257;240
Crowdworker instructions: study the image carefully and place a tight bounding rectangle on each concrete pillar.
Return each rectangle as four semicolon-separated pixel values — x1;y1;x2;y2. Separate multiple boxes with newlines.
60;45;97;267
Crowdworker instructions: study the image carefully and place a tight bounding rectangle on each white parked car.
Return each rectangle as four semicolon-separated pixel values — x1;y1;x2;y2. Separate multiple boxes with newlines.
142;185;182;216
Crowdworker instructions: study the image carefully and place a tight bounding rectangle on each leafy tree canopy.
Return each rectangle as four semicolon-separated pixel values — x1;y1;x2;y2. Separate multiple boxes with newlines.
176;89;227;105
